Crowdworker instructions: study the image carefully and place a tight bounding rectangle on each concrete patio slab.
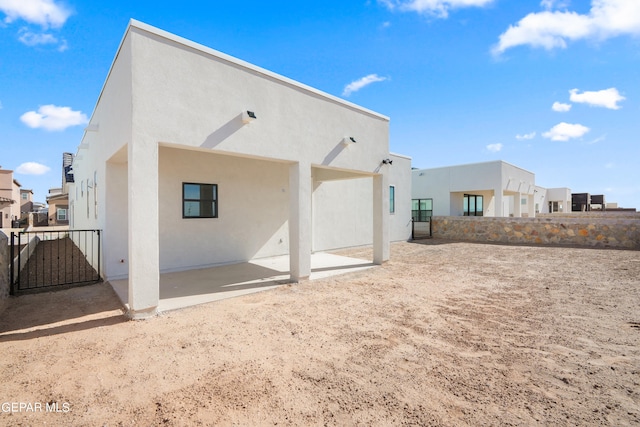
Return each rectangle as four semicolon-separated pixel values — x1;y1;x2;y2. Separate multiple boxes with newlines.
109;252;375;312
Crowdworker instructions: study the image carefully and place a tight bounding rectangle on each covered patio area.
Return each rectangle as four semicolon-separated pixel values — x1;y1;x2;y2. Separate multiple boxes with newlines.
109;252;375;312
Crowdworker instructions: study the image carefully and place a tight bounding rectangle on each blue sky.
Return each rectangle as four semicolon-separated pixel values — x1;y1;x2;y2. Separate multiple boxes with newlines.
1;0;639;208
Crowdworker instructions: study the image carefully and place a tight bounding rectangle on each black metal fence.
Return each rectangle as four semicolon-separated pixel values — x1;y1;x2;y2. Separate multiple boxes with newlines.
411;218;432;240
10;230;101;295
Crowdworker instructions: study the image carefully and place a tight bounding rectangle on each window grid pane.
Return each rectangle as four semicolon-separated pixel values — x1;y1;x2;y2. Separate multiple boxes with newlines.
183;183;218;218
411;199;433;222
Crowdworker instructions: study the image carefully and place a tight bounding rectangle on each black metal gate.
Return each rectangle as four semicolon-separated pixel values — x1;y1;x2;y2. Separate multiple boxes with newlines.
411;218;432;240
10;230;102;295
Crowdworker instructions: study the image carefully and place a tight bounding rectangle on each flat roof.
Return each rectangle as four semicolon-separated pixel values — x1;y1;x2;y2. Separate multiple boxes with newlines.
86;19;389;135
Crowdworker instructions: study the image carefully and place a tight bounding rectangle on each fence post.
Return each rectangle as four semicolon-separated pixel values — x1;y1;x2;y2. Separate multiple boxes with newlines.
97;230;101;281
10;232;15;296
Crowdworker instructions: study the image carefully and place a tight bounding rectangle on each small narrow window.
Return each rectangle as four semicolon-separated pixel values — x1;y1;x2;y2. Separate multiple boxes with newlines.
57;208;67;221
389;186;395;214
183;183;218;218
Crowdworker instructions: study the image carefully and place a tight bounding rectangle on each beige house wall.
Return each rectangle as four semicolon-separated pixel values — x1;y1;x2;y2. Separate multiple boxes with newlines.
47;196;69;226
0;170;21;228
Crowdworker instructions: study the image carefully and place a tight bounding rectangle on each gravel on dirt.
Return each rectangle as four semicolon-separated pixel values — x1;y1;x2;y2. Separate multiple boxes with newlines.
0;240;638;426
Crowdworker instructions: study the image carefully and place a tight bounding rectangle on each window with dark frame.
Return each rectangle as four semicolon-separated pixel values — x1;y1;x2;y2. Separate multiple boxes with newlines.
412;198;432;222
463;194;483;216
183;183;218;218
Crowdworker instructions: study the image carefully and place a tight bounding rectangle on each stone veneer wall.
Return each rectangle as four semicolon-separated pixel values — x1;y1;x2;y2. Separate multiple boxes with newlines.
0;231;9;313
431;216;640;249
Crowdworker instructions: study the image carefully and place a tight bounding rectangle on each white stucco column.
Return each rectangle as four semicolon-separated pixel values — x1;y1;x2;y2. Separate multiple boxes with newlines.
373;173;389;264
514;192;522;217
528;194;535;217
127;138;160;319
494;189;503;217
289;161;311;281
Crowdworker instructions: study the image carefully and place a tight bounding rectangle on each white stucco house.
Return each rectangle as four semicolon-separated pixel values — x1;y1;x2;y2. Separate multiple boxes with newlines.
69;20;411;318
412;160;537;218
538;187;571;214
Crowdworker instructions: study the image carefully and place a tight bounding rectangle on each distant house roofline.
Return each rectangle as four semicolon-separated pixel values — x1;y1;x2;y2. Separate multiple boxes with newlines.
412;159;534;175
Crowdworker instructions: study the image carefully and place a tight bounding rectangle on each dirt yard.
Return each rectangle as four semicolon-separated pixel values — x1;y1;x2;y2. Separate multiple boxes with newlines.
1;240;639;426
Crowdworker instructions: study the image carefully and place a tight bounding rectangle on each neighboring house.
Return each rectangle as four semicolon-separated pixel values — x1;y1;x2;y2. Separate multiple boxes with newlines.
32;201;47;212
20;189;34;217
46;188;69;226
45;152;75;227
412;160;537;218
70;20;411;318
0;168;21;228
539;187;571;214
572;193;608;212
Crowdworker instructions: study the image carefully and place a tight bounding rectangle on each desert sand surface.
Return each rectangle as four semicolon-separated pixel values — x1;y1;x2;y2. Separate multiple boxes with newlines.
1;240;639;426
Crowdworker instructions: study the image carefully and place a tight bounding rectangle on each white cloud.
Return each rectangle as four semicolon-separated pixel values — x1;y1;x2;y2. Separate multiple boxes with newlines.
552;101;572;112
569;87;625;109
18;27;54;42
493;0;640;55
540;0;570;11
542;122;590;141
587;134;607;144
516;132;536;140
486;143;503;152
379;0;494;18
342;74;388;97
17;28;68;51
0;0;71;28
16;162;50;175
20;104;88;131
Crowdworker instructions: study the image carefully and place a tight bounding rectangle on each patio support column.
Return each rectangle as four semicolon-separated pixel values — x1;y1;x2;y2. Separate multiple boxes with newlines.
528;194;535;217
127;137;160;319
514;192;522;217
373;173;389;264
494;189;503;217
289;161;311;281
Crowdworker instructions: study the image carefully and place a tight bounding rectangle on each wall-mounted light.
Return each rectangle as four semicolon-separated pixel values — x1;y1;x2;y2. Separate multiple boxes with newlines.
341;136;357;146
242;110;257;124
382;158;393;165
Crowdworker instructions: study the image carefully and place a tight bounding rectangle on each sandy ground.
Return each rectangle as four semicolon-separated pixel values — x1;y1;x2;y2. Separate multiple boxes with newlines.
1;240;639;426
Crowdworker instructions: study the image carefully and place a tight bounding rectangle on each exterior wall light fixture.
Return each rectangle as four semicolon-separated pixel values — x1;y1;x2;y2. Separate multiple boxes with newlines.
242;110;257;124
342;136;357;146
382;158;393;165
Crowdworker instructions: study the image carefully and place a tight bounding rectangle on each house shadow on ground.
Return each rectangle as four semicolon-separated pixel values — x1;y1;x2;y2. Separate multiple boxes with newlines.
0;283;126;342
